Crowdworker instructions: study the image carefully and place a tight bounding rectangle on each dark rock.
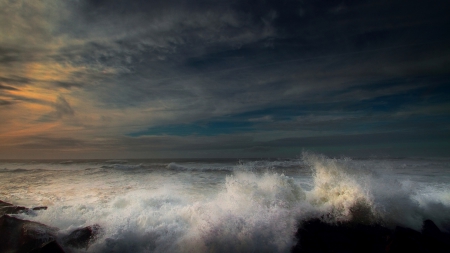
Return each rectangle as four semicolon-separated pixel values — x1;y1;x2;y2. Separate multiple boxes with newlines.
292;218;450;253
421;219;450;253
0;214;61;253
32;206;48;211
0;200;26;215
0;200;12;207
62;224;101;249
386;226;427;253
0;205;28;215
423;219;441;237
0;200;47;216
291;218;391;253
29;240;65;253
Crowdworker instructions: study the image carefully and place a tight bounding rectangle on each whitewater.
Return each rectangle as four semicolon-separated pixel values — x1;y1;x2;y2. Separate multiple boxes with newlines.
1;153;449;253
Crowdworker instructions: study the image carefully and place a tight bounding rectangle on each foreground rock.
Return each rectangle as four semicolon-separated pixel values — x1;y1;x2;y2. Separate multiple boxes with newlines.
61;224;102;249
28;241;66;253
0;200;102;252
0;200;47;216
0;214;63;253
292;218;450;253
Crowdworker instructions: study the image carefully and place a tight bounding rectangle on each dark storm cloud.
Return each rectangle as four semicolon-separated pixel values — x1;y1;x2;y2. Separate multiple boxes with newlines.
60;0;449;101
61;0;276;60
2;0;450;158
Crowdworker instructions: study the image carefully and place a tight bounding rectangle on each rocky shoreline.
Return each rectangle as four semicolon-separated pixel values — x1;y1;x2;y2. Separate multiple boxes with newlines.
292;218;450;253
0;200;100;253
1;200;449;253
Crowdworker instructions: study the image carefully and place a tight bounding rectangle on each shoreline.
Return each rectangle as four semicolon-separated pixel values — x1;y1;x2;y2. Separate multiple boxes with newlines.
2;199;450;253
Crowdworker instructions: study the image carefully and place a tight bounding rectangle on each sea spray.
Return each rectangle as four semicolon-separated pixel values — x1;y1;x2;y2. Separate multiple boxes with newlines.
180;172;307;253
303;153;375;223
1;154;450;252
303;153;450;230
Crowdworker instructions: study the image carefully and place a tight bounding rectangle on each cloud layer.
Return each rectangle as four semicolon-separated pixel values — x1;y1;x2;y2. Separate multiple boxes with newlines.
1;0;449;158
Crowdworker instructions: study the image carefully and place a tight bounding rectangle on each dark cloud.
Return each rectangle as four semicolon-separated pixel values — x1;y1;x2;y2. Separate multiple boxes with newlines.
0;99;13;106
0;76;31;86
37;95;75;122
263;131;450;148
0;75;85;89
5;94;52;106
51;81;84;89
0;84;19;91
54;96;75;117
0;46;21;63
1;0;450;158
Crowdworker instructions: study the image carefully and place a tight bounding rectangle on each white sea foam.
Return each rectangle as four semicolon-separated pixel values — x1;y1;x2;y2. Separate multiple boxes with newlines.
303;153;450;229
1;153;449;252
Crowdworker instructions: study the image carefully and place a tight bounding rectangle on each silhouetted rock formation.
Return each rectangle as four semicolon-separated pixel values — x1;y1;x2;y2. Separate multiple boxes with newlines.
0;214;63;253
292;219;450;253
28;241;65;253
0;200;102;252
62;224;102;249
421;219;450;253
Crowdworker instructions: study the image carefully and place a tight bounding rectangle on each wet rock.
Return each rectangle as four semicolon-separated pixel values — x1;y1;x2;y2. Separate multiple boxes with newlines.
32;206;48;211
0;214;63;253
0;200;47;216
62;224;101;249
291;218;391;253
292;218;450;253
386;226;426;253
29;240;65;253
0;205;28;216
423;219;441;236
421;219;450;253
0;200;26;215
0;200;11;207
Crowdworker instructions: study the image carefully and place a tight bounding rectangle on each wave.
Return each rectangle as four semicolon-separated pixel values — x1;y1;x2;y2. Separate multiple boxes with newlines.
166;162;234;172
236;159;304;171
100;163;145;170
104;160;129;164
165;159;303;172
304;153;450;228
7;153;450;252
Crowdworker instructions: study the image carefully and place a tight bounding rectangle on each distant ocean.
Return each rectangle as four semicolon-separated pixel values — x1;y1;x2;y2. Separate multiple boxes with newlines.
1;153;449;252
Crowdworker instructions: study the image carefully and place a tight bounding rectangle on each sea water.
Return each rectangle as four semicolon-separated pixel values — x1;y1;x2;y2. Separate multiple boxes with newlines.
1;153;449;252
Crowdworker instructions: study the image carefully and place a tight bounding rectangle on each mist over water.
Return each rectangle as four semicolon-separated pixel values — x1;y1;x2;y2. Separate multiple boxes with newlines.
1;153;449;253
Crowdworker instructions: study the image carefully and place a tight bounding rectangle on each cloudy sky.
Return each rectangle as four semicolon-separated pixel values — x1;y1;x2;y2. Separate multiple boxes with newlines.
1;0;449;159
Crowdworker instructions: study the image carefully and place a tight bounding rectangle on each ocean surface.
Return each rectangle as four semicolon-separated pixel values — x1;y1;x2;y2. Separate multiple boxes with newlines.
1;153;449;252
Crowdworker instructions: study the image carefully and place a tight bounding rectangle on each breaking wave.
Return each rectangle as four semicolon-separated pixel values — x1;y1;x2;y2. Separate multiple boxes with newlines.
2;153;449;252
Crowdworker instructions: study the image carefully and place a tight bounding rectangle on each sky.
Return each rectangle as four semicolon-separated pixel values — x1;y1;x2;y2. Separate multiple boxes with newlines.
1;0;449;159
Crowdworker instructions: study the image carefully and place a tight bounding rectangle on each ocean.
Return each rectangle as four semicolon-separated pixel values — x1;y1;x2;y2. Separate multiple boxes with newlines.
1;153;449;252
